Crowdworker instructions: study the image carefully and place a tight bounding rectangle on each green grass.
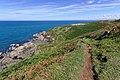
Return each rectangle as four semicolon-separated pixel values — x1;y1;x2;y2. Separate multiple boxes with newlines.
0;51;50;78
0;38;85;80
0;20;119;80
90;37;120;80
47;21;108;42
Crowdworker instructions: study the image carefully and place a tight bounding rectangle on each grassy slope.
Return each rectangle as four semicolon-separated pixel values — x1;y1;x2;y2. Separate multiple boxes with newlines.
84;21;120;80
91;37;120;80
0;21;119;80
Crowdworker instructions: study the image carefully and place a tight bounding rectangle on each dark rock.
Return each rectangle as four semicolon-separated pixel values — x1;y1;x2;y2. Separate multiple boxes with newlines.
12;56;18;59
97;31;110;40
101;56;107;62
18;57;23;60
0;56;4;59
97;54;107;63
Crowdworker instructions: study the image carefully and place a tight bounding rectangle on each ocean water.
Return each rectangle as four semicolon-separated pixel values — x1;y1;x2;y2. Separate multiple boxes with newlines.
0;20;94;52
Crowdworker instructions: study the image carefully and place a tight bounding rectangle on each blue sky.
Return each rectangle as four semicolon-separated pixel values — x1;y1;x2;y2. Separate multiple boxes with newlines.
0;0;120;20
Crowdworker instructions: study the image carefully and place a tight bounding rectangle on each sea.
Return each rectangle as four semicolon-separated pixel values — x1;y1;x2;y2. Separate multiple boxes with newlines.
0;20;95;52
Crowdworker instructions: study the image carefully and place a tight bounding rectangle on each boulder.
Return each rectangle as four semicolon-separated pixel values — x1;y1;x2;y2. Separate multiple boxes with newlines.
9;44;20;51
16;44;20;47
40;35;45;40
97;31;110;40
0;52;2;55
10;44;16;47
0;53;4;59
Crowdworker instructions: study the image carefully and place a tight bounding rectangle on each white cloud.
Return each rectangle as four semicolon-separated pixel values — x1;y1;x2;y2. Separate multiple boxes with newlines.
4;2;120;15
56;5;77;10
97;0;120;4
0;0;120;20
87;0;95;4
92;14;120;20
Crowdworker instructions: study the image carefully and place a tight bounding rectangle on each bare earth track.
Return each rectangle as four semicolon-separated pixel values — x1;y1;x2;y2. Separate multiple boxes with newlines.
80;44;94;80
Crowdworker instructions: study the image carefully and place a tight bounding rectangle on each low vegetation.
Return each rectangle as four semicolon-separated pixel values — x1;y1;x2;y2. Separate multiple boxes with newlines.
0;20;120;80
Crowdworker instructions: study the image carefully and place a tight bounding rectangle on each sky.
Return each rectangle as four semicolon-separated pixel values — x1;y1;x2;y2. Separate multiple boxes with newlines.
0;0;120;20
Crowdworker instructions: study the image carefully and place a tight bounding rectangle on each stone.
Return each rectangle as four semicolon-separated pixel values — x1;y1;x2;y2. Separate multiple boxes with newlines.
16;44;20;47
10;44;16;47
12;56;18;59
0;52;2;55
0;55;4;59
40;35;44;40
97;31;110;40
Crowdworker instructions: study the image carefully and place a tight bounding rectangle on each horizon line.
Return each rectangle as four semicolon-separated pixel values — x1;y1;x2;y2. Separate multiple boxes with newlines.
0;19;107;21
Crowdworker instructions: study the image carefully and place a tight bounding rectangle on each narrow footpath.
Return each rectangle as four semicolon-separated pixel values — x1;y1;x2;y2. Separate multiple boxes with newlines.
80;44;94;80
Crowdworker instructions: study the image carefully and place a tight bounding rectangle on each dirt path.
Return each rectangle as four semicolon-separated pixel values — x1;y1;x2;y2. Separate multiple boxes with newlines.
80;44;94;80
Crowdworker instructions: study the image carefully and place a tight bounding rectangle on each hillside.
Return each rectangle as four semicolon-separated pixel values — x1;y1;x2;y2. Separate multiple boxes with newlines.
0;20;120;80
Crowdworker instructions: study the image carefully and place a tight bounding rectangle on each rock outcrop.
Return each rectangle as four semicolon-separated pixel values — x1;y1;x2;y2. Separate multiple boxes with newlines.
33;31;54;42
0;31;54;71
97;31;110;40
9;44;20;51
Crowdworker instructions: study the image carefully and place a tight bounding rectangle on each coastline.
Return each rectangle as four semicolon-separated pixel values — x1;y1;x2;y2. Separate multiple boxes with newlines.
0;20;89;52
0;22;86;53
0;22;87;53
0;22;87;71
0;31;54;71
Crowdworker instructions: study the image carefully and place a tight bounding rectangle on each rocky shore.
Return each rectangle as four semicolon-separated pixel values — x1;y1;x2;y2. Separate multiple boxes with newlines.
0;31;54;71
